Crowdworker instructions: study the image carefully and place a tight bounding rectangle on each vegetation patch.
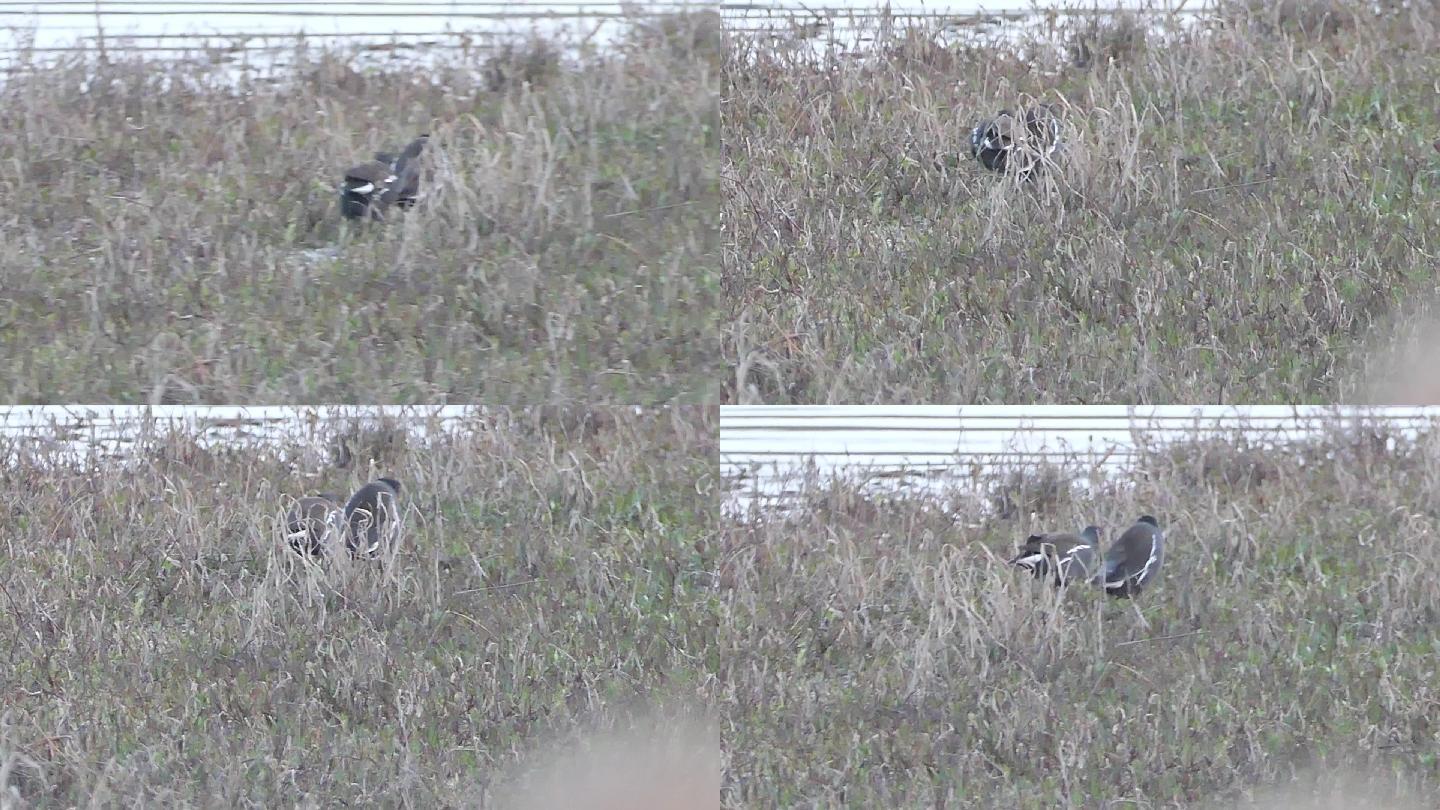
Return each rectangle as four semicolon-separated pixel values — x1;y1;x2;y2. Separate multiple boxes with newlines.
0;406;718;806
719;426;1440;805
0;13;720;404
723;1;1440;403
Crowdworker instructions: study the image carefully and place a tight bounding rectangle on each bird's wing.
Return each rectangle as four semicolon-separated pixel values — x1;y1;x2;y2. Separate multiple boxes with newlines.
397;136;428;164
1130;533;1161;585
1010;551;1046;568
1101;552;1126;585
344;160;394;184
385;140;427;203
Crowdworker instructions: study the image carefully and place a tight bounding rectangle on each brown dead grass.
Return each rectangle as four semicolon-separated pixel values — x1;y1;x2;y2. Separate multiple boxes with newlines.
719;426;1440;805
0;406;718;806
0;12;720;404
723;1;1440;403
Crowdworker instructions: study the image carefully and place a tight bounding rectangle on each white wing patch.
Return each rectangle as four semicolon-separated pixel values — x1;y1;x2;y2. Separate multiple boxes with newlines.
1104;533;1160;590
1133;533;1161;586
349;183;374;195
1058;544;1090;577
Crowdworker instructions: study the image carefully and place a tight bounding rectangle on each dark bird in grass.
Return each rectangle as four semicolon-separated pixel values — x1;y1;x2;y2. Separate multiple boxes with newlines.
343;478;402;558
970;105;1061;177
1009;525;1100;587
340;135;429;221
1098;515;1164;598
286;493;341;557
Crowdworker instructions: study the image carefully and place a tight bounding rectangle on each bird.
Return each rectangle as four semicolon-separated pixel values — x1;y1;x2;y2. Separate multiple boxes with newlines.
970;105;1061;177
1098;515;1164;598
339;135;429;221
342;478;402;558
1009;525;1100;588
285;493;342;557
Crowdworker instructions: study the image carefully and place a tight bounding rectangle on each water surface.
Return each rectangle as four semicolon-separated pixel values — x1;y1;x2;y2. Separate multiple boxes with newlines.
722;405;1440;514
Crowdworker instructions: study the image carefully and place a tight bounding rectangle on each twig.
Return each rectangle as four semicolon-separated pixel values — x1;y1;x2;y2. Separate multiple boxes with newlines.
447;610;493;635
453;578;545;595
1189;177;1276;195
1115;629;1203;647
602;200;698;218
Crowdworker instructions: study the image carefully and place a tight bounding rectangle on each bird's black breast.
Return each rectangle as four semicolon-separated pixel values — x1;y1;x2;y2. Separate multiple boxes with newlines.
339;192;372;220
970;121;1010;172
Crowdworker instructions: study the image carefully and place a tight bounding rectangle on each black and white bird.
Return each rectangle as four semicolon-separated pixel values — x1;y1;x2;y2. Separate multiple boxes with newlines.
970;106;1062;177
1009;525;1100;588
339;135;429;221
343;477;402;558
285;493;342;557
1098;515;1164;598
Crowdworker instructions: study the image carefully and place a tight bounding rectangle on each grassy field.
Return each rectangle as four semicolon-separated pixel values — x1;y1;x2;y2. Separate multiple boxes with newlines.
723;1;1440;403
718;427;1440;806
0;407;718;806
0;12;720;404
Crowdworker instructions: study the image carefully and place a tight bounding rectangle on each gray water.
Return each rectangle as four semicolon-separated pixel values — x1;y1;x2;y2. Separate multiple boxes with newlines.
724;0;1209;53
0;405;482;465
0;1;1206;61
0;0;716;71
721;405;1440;515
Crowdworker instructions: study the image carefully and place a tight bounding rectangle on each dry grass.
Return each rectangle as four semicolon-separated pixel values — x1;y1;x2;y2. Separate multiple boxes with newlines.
723;1;1440;403
0;12;720;404
718;427;1440;805
0;406;717;806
